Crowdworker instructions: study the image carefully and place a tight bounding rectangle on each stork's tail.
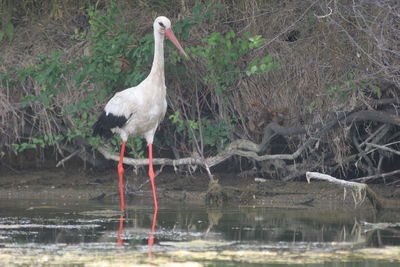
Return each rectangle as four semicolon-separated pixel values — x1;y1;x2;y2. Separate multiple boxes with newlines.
92;111;127;139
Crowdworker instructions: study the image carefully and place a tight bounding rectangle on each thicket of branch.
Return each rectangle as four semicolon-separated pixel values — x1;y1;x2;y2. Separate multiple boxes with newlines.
0;0;399;182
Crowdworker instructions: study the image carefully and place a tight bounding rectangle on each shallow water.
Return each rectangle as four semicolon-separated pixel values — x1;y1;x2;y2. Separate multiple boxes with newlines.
0;198;399;266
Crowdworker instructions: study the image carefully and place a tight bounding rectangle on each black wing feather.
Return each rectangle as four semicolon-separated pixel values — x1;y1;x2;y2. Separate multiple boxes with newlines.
92;111;128;139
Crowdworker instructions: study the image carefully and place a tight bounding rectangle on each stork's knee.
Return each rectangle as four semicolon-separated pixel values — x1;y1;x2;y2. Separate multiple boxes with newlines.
148;168;155;179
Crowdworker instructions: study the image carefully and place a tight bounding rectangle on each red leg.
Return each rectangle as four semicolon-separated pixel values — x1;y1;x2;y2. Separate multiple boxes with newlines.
147;207;158;257
148;143;158;210
118;141;126;211
117;214;124;246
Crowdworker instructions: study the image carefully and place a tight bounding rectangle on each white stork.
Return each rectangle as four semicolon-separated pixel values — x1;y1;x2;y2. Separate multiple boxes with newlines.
93;16;187;211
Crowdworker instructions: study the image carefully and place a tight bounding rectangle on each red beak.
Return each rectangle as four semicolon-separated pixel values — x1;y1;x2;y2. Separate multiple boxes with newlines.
165;28;188;58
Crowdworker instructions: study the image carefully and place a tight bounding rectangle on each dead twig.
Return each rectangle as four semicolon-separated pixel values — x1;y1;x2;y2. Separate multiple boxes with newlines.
56;148;82;167
365;142;400;157
314;7;332;19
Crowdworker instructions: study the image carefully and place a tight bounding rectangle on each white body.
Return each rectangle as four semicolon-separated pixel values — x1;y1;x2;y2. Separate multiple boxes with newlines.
103;17;171;143
104;75;167;143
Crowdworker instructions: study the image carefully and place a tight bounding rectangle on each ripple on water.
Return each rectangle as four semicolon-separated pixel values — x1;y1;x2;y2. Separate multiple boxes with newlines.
0;199;399;266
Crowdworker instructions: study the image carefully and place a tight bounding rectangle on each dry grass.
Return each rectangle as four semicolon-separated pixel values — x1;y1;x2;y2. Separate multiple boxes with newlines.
0;0;399;175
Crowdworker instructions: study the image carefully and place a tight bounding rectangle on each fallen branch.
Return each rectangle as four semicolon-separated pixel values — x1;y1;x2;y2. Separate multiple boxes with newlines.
97;137;313;169
97;146;203;167
306;172;383;211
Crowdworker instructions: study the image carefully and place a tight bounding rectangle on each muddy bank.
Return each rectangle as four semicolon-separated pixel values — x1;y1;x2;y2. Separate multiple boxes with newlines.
0;169;399;211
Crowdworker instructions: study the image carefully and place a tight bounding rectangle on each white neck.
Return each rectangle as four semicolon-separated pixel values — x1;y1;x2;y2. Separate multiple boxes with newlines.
149;29;165;79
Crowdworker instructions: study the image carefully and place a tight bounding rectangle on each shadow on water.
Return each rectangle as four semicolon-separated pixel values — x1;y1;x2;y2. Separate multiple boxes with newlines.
0;198;400;266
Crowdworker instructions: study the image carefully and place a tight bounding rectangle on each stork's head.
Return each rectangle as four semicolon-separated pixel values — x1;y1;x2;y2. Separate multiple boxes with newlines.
154;16;188;58
154;16;171;33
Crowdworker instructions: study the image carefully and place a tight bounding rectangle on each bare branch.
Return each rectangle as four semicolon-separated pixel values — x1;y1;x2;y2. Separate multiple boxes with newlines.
306;172;383;211
365;142;400;156
351;169;400;183
56;148;82;167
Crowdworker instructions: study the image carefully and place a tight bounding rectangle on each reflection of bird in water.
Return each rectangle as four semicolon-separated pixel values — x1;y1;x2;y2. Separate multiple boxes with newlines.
93;16;187;211
147;208;158;257
117;214;124;246
115;209;158;250
205;208;223;236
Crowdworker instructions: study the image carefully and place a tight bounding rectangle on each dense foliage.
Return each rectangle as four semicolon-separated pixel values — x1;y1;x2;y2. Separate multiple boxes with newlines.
1;0;399;181
1;1;275;157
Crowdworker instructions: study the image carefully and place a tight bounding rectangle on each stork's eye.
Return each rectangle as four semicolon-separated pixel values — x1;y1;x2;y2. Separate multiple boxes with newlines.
158;22;165;28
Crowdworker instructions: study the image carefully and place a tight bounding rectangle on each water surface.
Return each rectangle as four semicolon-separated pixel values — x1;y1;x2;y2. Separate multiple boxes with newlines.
0;198;399;266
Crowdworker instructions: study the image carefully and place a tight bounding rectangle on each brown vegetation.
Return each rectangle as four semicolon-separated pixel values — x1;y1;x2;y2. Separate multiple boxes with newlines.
0;0;399;184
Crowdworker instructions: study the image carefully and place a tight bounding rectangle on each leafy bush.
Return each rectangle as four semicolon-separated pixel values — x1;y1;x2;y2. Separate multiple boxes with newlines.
8;1;148;154
6;0;277;163
190;30;276;93
327;72;382;103
168;4;277;156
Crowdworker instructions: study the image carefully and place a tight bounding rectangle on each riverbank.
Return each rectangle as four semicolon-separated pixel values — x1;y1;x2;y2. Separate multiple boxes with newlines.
1;169;399;212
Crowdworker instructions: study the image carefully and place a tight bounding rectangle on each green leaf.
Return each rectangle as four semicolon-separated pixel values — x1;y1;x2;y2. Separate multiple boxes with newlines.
246;65;258;76
225;30;235;40
261;55;273;63
5;23;14;40
371;84;382;98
